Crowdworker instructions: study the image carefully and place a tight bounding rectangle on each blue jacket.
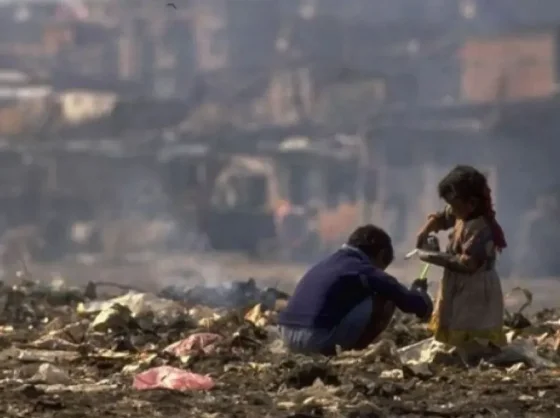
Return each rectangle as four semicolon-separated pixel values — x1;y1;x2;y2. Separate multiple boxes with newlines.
278;245;432;329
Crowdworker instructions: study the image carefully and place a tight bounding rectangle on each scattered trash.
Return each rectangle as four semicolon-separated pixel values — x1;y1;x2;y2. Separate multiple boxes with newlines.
164;333;222;356
189;306;223;328
0;325;14;334
78;292;185;324
397;338;457;366
89;304;135;332
488;339;556;369
40;383;118;394
506;362;526;374
29;335;80;351
244;303;273;327
379;369;404;379
30;363;72;385
335;339;401;366
402;363;433;380
0;276;558;416
133;366;215;391
159;278;289;311
11;348;81;364
48;322;88;344
504;287;533;323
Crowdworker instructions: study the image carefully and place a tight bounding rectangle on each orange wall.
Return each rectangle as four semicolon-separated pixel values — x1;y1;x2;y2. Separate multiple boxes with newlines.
460;31;557;102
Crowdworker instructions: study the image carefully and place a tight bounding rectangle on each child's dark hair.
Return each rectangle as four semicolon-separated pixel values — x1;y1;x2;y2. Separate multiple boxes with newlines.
347;224;394;266
438;165;507;250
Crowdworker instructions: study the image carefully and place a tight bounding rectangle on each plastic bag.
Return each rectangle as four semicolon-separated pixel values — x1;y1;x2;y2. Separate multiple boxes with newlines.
133;366;214;391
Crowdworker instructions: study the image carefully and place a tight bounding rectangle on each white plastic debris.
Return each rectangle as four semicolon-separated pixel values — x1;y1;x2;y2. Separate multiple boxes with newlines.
40;383;118;394
397;338;454;365
13;348;80;363
30;363;72;385
78;292;184;323
164;333;222;356
544;319;560;329
380;369;403;379
506;362;526;374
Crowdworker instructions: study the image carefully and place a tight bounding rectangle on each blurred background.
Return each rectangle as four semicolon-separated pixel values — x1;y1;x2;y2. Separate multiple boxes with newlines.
0;0;558;288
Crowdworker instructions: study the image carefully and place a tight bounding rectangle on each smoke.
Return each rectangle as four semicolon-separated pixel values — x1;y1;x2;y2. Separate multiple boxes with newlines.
4;0;560;283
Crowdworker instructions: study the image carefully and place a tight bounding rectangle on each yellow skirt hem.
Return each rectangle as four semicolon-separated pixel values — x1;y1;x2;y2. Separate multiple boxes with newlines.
429;324;507;348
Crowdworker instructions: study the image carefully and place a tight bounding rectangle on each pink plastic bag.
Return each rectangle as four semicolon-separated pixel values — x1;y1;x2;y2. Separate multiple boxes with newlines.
164;333;222;356
133;366;215;391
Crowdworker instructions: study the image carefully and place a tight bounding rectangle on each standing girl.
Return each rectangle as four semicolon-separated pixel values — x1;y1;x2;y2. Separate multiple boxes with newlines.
415;165;507;362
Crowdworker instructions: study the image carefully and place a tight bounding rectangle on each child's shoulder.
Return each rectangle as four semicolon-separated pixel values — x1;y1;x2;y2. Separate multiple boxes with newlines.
462;215;492;238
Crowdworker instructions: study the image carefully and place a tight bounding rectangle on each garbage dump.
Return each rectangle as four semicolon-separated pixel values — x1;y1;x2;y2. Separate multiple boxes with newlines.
0;278;560;417
158;278;290;310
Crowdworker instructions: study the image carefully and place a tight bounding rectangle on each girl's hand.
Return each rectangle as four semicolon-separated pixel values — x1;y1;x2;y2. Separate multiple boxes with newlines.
416;214;439;248
415;230;428;249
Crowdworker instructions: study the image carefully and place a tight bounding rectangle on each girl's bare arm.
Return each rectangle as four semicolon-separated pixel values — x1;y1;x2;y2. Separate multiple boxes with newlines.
418;222;494;274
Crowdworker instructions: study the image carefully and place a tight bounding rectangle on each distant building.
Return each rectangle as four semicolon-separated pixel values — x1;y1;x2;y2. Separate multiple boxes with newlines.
460;26;560;103
0;69;51;136
57;89;117;125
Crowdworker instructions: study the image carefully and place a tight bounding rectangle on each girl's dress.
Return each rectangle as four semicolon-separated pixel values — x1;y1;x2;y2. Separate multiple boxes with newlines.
429;206;506;350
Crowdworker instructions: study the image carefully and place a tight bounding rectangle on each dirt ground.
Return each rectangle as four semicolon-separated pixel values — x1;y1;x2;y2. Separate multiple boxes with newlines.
3;348;560;418
1;253;559;418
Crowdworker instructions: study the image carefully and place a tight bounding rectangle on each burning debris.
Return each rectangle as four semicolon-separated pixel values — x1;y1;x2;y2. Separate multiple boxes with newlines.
0;279;559;417
158;278;289;311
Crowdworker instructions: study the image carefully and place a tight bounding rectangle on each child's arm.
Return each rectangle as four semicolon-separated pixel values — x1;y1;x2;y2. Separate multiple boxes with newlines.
361;269;433;319
428;205;456;232
416;205;455;247
418;222;494;274
417;250;474;273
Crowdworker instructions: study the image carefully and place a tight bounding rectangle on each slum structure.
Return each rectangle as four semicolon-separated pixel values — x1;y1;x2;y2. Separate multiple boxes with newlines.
0;139;154;264
367;24;560;276
3;0;560;276
159;134;368;260
0;133;368;265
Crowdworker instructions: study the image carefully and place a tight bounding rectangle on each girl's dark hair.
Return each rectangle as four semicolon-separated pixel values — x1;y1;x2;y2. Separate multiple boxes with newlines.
438;165;507;251
347;224;394;266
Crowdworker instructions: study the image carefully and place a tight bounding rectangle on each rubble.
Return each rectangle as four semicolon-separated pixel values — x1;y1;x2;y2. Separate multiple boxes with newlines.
0;279;560;417
30;364;72;385
78;292;186;325
159;278;289;311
